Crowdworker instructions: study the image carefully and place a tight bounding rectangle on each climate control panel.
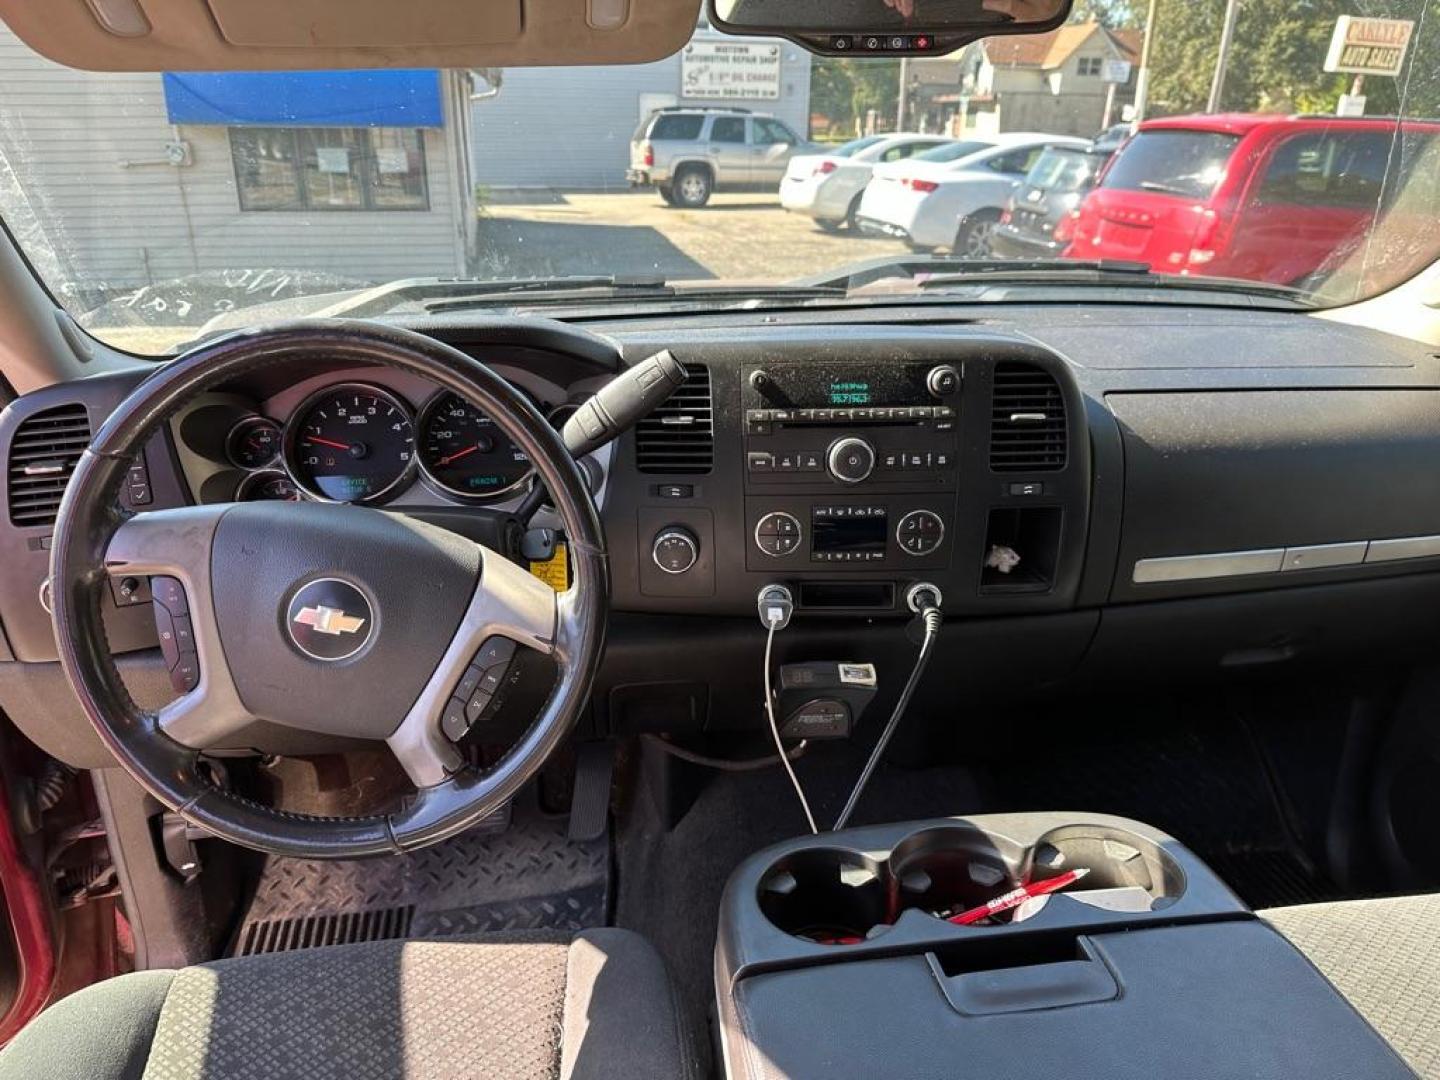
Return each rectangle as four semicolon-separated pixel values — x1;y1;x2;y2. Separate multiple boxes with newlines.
746;497;953;571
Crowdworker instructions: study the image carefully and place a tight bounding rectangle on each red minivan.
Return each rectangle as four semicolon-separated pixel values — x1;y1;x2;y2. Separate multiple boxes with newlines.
1065;113;1440;287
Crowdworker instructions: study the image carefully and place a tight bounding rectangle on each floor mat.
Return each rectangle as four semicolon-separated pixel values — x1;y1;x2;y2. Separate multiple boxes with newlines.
231;797;609;957
979;697;1348;911
614;740;984;1025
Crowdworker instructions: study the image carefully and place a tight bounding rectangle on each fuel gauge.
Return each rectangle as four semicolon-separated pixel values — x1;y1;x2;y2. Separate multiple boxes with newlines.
227;416;283;469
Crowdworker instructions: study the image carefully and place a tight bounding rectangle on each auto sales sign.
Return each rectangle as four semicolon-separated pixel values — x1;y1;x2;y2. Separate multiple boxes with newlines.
682;41;782;100
1324;16;1414;77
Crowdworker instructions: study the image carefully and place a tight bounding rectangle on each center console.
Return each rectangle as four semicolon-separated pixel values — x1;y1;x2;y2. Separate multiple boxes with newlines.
715;814;1413;1079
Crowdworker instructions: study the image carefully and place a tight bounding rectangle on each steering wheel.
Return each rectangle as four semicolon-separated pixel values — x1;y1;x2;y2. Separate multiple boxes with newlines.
50;320;608;858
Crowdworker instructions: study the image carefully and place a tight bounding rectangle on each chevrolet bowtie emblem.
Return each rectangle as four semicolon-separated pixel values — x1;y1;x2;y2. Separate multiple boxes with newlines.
292;605;366;636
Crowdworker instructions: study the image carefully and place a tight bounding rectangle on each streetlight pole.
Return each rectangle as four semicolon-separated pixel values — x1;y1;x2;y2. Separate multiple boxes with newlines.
898;56;911;130
1133;0;1159;121
1207;0;1241;113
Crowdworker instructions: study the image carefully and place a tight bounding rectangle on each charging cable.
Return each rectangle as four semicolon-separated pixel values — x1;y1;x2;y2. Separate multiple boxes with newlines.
832;583;944;832
758;585;818;834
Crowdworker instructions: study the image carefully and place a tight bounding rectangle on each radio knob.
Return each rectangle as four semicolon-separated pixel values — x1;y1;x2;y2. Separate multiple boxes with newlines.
927;364;960;398
652;527;700;574
827;437;875;484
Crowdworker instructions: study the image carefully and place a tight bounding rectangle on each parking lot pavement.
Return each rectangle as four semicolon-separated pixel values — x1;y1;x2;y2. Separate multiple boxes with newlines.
474;190;914;283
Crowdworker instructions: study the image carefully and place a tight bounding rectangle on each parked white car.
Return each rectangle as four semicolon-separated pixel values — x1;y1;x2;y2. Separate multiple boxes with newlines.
779;133;961;231
856;133;1090;255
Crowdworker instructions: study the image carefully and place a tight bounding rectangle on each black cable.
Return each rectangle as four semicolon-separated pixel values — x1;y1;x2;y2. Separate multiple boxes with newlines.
833;604;943;831
641;733;809;773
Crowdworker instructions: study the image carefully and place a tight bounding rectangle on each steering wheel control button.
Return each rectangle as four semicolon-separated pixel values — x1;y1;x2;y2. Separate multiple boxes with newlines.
154;607;180;668
441;697;470;742
473;637;517;670
755;512;802;558
172;653;200;693
285;578;374;662
465;689;494;724
827;437;876;484
897;510;946;556
151;576;188;616
652;527;700;574
455;665;484;701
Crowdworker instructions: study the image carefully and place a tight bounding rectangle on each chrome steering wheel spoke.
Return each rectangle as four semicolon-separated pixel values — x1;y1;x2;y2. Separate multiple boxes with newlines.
387;545;560;788
104;506;255;749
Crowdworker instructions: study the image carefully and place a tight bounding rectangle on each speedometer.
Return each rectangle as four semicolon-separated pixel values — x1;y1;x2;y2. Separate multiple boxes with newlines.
417;392;532;500
285;384;415;503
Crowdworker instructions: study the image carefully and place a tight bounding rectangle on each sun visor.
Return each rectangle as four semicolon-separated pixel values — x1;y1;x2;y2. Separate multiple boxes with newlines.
0;0;698;70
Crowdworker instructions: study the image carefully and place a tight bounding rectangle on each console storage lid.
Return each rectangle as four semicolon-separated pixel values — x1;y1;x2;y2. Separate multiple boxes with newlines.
721;920;1414;1080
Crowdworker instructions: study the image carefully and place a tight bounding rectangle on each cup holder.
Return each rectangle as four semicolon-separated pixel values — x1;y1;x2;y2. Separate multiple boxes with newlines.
756;823;1189;944
758;849;893;945
889;826;1025;921
1025;825;1186;915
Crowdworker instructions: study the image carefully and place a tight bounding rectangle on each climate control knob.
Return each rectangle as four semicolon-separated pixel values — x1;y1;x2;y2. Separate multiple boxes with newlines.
652;527;700;574
827;437;875;484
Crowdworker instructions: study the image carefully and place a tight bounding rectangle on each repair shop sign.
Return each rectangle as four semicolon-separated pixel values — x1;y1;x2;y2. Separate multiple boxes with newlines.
682;41;782;100
1324;16;1414;77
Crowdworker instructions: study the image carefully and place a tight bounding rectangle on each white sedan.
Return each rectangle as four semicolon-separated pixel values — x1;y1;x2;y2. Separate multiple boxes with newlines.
856;133;1090;255
779;134;960;231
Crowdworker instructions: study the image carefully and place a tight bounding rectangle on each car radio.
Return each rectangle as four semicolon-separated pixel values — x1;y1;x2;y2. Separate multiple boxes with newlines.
742;361;959;574
742;361;959;487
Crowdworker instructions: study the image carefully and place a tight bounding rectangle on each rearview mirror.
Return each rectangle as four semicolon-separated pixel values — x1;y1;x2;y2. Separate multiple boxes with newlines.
709;0;1073;56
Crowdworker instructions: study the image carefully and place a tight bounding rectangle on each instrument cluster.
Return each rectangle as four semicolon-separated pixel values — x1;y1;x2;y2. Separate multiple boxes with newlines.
223;380;571;505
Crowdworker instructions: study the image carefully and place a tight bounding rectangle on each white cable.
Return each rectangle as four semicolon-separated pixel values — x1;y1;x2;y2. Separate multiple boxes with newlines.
764;618;818;834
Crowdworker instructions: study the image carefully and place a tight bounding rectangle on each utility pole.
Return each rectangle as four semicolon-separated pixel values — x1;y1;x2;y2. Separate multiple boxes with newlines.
1133;0;1160;121
898;56;911;131
1207;0;1241;113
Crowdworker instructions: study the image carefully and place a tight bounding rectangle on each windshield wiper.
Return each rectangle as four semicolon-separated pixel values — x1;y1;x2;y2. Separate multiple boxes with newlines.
803;254;1153;291
1138;180;1199;197
802;254;1312;307
419;278;847;314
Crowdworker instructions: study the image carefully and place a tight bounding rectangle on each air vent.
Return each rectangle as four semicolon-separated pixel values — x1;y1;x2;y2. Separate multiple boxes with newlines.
989;363;1066;473
636;363;713;474
8;403;91;527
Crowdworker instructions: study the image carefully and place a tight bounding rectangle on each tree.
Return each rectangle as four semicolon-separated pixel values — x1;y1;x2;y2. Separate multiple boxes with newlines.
1068;0;1143;28
1144;0;1440;118
808;58;902;136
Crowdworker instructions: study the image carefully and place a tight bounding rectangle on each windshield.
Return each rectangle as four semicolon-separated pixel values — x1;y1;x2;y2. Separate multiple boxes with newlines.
1026;147;1107;192
0;3;1437;354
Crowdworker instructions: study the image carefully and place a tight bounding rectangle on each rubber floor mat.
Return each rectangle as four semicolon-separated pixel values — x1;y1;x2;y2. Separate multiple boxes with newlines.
230;799;609;957
981;699;1348;910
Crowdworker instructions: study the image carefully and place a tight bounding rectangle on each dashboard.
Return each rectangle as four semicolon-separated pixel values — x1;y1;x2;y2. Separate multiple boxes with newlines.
5;304;1440;767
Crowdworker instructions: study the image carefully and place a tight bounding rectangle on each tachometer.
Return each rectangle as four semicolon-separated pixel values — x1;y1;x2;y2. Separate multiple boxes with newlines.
417;392;532;500
285;384;415;503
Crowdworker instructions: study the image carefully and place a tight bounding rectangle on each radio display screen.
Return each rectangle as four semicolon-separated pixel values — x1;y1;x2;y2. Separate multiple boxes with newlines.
828;380;871;406
743;363;932;409
813;510;887;555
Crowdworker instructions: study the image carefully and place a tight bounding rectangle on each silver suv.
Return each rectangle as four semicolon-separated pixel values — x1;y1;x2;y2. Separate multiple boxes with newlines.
628;107;808;207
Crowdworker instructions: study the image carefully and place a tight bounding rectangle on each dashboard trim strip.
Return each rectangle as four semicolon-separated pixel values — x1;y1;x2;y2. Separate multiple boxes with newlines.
1365;535;1440;563
1132;549;1285;584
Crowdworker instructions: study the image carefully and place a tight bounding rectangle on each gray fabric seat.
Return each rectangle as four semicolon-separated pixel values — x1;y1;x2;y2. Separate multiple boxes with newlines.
0;928;702;1080
1263;893;1440;1079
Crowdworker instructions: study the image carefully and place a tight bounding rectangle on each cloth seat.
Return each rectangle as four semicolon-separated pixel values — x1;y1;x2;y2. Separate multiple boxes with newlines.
1263;893;1440;1079
0;928;702;1080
